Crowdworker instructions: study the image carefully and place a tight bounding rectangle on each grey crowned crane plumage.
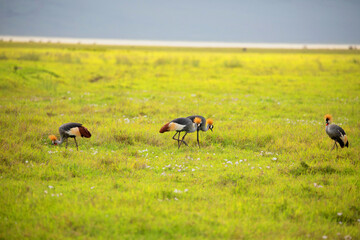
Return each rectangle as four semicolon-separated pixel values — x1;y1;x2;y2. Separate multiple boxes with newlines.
49;122;91;150
187;115;214;148
325;114;349;151
159;117;201;148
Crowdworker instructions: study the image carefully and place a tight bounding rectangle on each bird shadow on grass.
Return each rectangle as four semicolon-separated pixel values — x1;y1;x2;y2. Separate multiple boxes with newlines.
289;161;339;176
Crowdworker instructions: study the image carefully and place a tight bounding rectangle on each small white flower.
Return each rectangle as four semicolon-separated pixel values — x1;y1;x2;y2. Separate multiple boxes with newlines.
314;183;324;188
184;189;188;192
174;197;178;200
322;236;327;239
90;186;95;189
192;169;195;172
337;212;343;216
235;161;239;165
339;221;342;224
266;166;270;169
51;194;55;197
48;185;54;189
25;160;28;164
60;193;62;196
272;157;277;161
239;160;243;162
44;190;48;194
344;235;352;240
174;189;182;194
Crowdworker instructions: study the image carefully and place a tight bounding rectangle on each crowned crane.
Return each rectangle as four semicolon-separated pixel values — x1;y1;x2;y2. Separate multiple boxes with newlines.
159;117;201;148
324;114;349;151
187;115;214;148
48;122;91;150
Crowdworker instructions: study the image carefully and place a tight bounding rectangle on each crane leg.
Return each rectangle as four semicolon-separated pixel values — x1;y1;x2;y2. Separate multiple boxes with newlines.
197;129;200;148
172;132;180;143
177;132;181;149
65;139;68;149
331;141;337;151
74;138;78;151
179;133;188;148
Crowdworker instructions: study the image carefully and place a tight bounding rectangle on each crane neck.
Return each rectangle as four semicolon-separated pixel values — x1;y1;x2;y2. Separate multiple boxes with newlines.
200;123;208;131
55;136;64;145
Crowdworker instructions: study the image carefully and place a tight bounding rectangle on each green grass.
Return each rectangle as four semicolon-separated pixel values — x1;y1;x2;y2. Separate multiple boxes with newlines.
0;42;359;239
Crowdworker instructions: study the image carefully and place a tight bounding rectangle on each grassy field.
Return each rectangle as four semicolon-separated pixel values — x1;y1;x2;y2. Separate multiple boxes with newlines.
0;41;359;239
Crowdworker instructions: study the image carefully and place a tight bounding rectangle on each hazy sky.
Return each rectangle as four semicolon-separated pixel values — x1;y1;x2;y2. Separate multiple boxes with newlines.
0;0;359;44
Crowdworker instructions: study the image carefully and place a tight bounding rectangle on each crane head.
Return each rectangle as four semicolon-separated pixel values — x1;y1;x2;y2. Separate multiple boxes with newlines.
324;114;332;125
48;135;58;145
206;118;214;131
194;117;202;127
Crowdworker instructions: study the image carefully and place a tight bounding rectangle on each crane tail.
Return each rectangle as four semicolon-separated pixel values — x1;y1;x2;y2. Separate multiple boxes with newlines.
159;122;170;133
343;135;349;148
335;136;345;148
79;126;91;138
339;134;348;148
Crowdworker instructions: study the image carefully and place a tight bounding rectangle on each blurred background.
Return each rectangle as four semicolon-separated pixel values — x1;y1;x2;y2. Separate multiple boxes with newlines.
0;0;359;44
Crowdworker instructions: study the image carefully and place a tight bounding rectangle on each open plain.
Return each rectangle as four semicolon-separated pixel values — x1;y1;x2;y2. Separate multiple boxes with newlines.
0;42;359;239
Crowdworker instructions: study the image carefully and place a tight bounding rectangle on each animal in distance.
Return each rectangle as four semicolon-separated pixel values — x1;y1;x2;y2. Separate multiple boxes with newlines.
187;115;214;148
49;122;91;150
159;117;201;148
324;114;349;150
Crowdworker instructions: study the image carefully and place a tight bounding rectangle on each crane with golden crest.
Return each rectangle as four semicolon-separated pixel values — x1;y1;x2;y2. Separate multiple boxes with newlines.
187;115;214;148
49;123;91;150
159;117;202;148
324;114;349;150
